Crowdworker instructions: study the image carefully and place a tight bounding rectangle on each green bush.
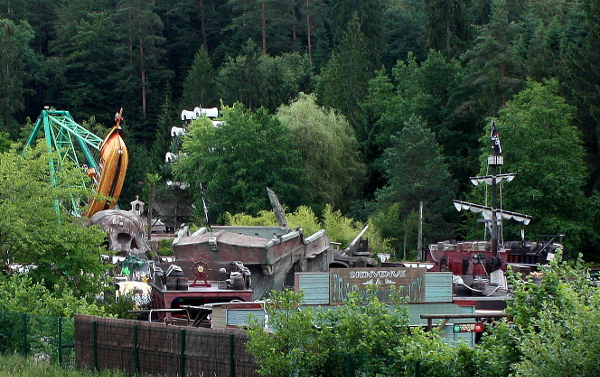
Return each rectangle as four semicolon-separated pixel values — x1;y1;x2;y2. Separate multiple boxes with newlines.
157;238;174;256
0;274;106;317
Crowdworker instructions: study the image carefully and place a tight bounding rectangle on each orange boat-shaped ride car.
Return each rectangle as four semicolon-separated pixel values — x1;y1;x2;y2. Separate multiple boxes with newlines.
85;110;128;218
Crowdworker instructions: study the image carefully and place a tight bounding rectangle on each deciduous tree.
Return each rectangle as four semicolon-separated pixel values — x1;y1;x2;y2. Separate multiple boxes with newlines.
484;80;588;251
276;93;365;212
174;103;307;222
0;144;110;297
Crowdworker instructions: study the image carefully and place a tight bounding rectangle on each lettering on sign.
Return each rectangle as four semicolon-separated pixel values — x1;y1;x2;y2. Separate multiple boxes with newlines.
329;267;425;304
453;323;485;333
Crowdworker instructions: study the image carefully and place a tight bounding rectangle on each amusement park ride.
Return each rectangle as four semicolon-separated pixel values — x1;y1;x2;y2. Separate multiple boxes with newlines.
24;107;128;218
23;106;564;325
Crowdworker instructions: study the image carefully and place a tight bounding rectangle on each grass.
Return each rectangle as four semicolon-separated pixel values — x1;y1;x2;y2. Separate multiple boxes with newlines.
0;354;128;377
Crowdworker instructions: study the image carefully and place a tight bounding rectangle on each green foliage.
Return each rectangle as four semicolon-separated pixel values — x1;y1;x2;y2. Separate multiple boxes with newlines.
225;204;361;248
246;290;320;377
0;354;128;376
0;274;106;317
150;84;178;174
321;205;364;249
373;116;455;259
0;132;11;153
157;238;174;256
112;0;173;136
462;0;525;116
423;0;471;60
246;286;478;377
217;42;312;113
224;210;278;227
483;80;589;250
4;0;600;256
380;0;427;68
256;53;309;114
99;290;138;319
0;19;39;138
362;51;476;199
317;286;410;357
328;0;387;51
0;144;111;297
315;17;374;127
181;47;218;109
217;40;263;110
476;254;600;377
174;103;307;222
247;252;600;377
285;206;323;239
277;93;366;213
47;8;119;125
391;51;475;183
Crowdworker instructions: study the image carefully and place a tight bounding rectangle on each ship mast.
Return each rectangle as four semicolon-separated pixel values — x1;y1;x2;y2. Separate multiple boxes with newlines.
452;120;532;271
489;120;502;258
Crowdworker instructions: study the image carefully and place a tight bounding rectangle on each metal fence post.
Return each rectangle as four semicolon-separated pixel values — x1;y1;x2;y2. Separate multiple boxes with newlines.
346;354;352;377
229;333;235;377
92;321;98;370
21;313;28;357
133;325;139;375
58;317;63;366
180;329;186;377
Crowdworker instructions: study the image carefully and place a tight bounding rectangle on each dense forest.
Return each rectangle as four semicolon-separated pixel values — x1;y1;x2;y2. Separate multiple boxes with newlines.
2;0;600;260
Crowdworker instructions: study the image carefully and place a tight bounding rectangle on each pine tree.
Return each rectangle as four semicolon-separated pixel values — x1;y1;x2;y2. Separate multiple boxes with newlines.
315;17;373;128
217;40;263;110
112;0;173;143
181;47;218;109
423;0;471;60
374;115;455;256
0;19;32;135
462;0;525;116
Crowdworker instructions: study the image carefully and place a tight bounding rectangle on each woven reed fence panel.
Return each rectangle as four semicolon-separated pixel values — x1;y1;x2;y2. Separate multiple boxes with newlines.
75;315;259;376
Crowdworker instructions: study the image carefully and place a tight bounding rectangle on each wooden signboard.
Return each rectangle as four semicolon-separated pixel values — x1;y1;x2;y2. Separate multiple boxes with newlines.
329;267;426;304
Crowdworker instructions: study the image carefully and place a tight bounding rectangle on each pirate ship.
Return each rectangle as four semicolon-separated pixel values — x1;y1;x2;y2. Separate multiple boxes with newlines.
425;121;565;296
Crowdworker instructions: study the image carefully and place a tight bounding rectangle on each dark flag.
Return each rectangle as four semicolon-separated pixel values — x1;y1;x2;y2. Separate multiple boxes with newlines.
490;120;502;155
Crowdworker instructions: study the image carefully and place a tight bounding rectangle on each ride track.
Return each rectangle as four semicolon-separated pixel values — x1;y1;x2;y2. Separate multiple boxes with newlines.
24;108;128;217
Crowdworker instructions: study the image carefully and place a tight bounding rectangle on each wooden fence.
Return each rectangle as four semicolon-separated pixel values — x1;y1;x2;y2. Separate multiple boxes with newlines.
75;315;259;376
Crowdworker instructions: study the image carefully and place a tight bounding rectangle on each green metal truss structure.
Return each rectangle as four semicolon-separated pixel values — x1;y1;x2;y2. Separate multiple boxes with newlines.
25;109;104;215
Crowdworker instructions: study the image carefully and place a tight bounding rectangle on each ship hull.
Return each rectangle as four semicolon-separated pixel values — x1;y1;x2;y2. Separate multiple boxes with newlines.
86;126;128;217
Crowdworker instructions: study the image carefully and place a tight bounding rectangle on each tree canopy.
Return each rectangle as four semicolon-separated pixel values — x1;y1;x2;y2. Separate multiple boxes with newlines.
2;0;600;258
0;144;110;297
276;93;365;213
373;116;456;259
482;80;589;251
174;103;308;222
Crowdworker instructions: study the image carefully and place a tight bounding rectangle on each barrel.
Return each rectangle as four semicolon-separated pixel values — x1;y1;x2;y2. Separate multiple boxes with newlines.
177;277;189;291
231;272;244;290
166;276;178;290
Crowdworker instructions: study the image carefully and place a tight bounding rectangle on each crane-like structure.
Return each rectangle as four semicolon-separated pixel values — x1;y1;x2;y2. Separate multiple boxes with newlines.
25;107;128;217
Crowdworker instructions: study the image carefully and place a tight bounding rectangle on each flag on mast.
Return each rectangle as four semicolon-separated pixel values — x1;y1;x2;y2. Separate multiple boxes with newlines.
490;120;502;155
